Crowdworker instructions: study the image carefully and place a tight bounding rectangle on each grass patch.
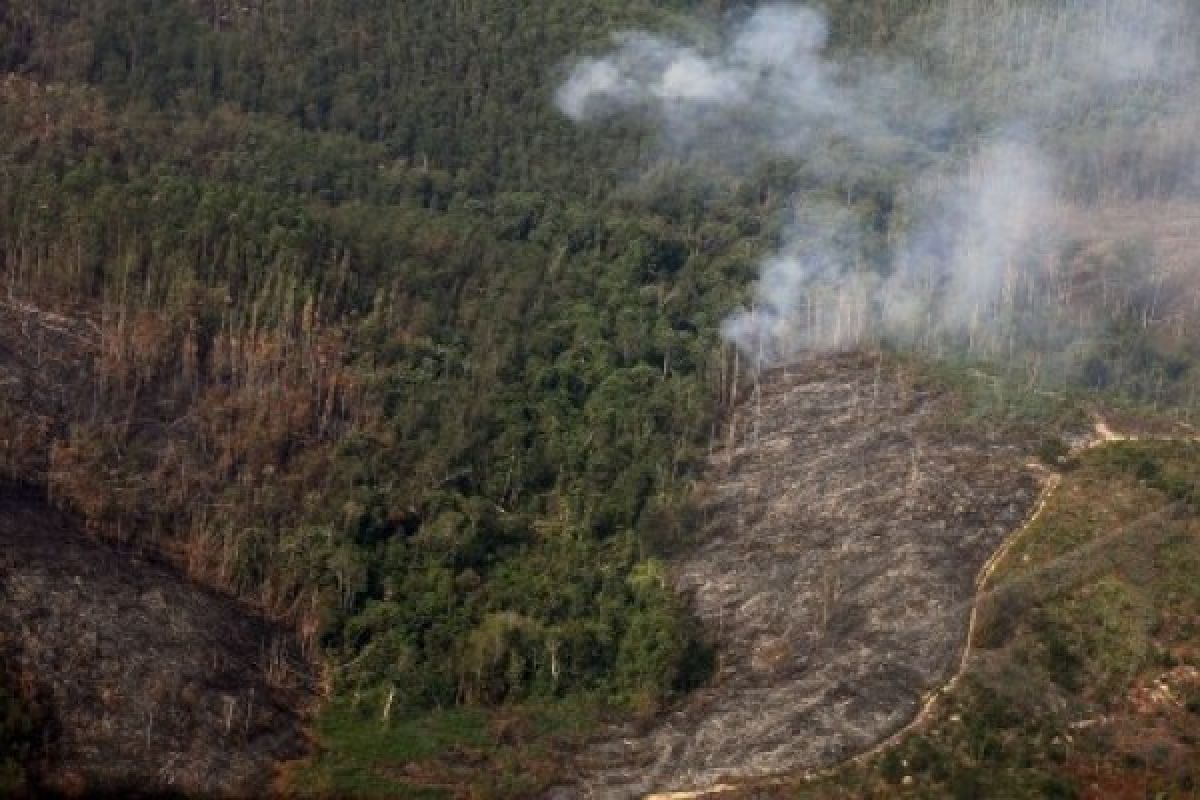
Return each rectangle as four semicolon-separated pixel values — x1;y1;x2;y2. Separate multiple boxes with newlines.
290;695;605;798
1032;577;1152;697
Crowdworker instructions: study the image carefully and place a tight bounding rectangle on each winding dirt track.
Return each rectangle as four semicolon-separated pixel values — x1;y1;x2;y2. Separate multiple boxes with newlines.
549;354;1044;799
638;415;1197;800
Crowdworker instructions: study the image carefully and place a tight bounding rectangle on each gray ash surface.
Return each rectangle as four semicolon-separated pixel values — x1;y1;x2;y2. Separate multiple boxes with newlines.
0;487;314;798
552;353;1039;798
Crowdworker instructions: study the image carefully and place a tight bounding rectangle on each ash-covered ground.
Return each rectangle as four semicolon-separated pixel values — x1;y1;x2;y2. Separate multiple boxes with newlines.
0;487;313;798
552;353;1040;798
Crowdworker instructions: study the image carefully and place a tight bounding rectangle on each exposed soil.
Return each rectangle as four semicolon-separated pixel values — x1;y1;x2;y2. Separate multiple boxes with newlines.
550;352;1041;798
0;486;314;798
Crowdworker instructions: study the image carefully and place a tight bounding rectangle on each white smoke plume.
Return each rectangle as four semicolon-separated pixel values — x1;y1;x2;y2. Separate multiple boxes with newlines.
557;5;937;167
558;1;1200;368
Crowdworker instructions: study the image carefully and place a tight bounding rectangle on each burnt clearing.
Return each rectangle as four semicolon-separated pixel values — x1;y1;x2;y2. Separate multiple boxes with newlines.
551;352;1043;798
0;486;314;798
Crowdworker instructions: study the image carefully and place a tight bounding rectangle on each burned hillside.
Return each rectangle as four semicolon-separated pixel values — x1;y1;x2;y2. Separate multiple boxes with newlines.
0;487;314;798
552;353;1043;797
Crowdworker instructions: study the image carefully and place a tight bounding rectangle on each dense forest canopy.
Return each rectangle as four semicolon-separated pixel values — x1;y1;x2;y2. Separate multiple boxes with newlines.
3;1;1200;791
0;0;766;717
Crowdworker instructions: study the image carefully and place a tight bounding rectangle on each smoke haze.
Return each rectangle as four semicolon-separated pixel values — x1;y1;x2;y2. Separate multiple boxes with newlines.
557;1;1200;369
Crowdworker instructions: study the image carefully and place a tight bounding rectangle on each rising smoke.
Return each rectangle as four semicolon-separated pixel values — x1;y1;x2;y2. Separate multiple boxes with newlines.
557;1;1200;369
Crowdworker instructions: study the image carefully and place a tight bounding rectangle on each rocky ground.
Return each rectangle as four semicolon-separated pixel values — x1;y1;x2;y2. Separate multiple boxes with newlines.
0;486;314;798
550;352;1041;798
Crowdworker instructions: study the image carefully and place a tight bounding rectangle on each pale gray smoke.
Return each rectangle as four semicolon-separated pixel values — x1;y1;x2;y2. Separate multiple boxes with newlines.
932;0;1197;118
557;6;835;122
556;4;935;166
558;1;1200;366
887;139;1059;339
720;203;873;360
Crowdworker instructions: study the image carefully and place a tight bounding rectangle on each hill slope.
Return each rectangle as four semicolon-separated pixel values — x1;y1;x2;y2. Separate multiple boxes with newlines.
3;0;1200;795
550;353;1043;796
0;486;314;797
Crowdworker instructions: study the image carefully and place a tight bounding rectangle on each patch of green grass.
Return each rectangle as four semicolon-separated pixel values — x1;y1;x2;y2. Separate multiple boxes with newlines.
292;695;605;798
293;703;489;799
1033;577;1152;696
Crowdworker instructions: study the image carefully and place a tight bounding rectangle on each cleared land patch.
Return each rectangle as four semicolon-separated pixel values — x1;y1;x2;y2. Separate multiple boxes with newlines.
0;487;314;798
550;353;1042;797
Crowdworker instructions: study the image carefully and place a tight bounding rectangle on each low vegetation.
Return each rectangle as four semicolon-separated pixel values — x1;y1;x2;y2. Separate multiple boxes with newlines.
788;440;1200;799
292;699;606;799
